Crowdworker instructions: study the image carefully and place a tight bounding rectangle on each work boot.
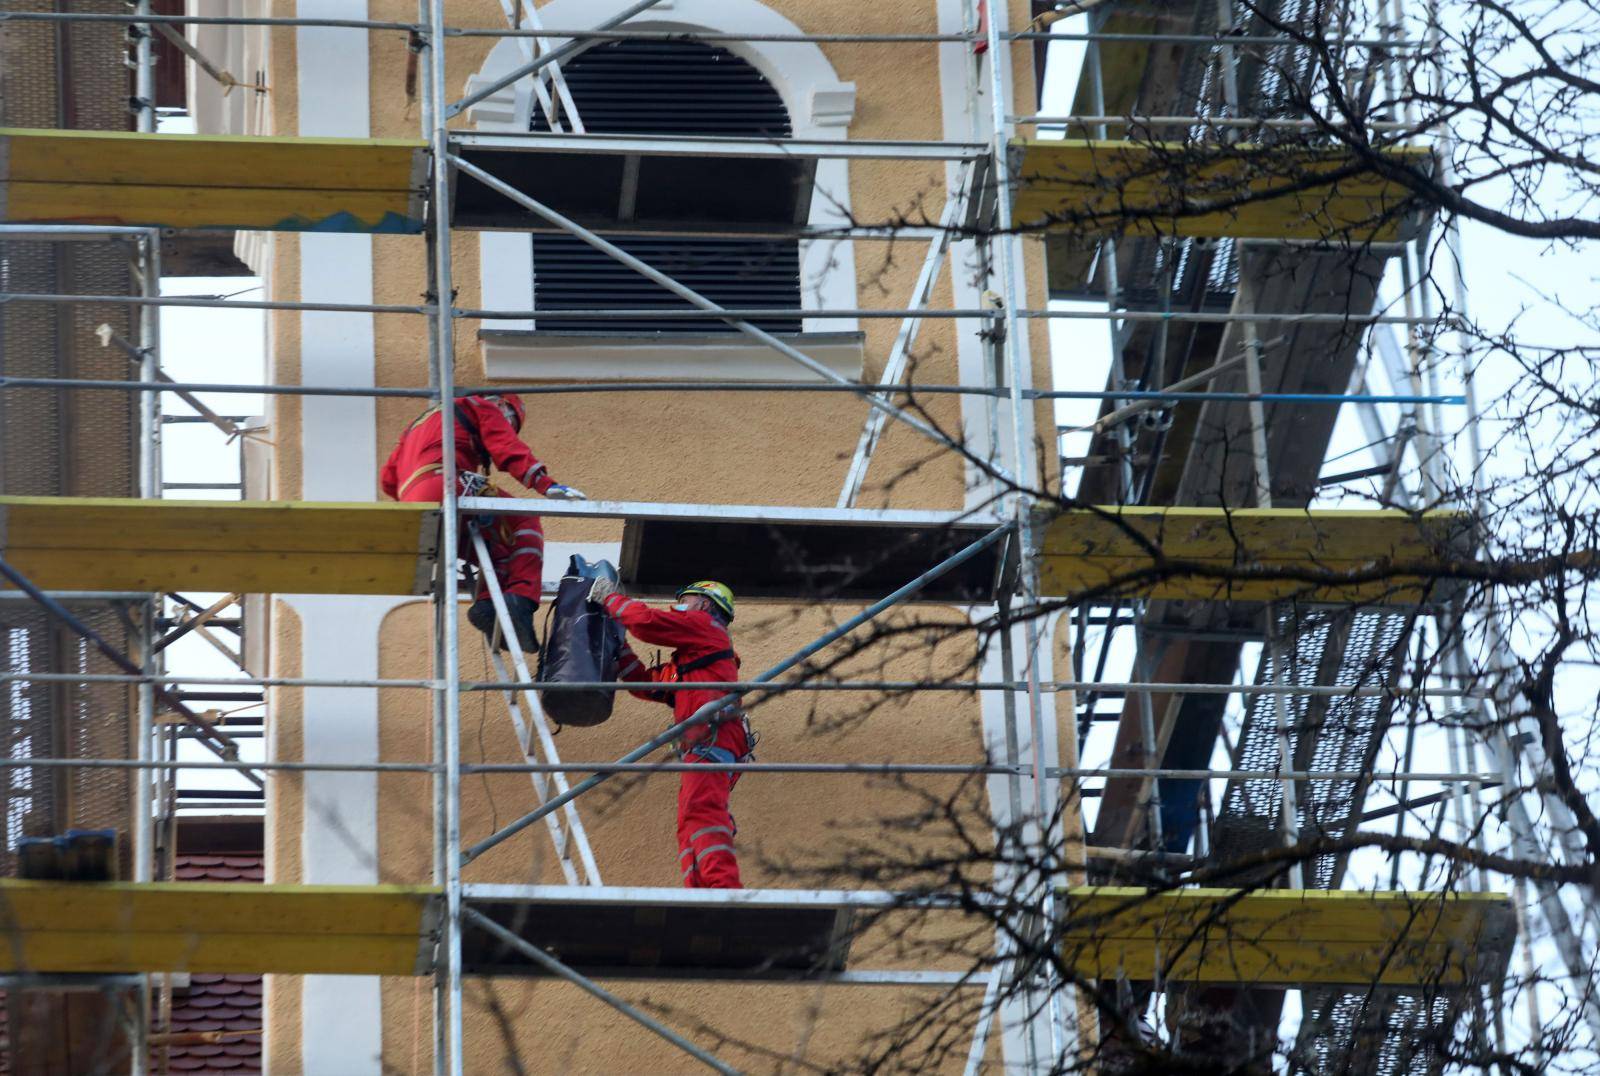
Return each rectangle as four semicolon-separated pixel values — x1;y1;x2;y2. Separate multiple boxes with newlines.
467;595;539;654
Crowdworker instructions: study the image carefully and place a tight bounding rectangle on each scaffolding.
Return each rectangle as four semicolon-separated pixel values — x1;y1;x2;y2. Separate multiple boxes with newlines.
0;1;1576;1073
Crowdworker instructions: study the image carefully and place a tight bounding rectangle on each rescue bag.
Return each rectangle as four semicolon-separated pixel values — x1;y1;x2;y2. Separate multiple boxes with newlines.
537;555;626;727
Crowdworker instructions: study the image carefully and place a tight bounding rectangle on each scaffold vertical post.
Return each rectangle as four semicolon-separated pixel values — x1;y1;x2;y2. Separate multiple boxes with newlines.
132;6;160;1069
424;2;465;1072
983;2;1072;1066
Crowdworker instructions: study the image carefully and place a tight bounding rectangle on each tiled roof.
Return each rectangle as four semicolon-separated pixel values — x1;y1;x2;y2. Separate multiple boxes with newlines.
157;849;265;1073
172;854;266;884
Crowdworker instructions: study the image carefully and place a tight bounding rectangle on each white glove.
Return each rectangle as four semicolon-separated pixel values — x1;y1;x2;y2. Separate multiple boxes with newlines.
545;483;587;500
587;576;622;605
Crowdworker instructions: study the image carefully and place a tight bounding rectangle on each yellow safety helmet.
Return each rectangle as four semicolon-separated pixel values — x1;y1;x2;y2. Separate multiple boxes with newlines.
677;580;735;622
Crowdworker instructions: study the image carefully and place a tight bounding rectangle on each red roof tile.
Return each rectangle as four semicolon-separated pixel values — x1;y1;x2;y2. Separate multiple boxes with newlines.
157;848;265;1074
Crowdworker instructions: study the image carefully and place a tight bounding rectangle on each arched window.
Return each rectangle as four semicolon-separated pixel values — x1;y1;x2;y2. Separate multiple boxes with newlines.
530;39;802;334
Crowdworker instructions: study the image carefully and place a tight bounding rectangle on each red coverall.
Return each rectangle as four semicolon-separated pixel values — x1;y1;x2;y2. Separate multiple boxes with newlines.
379;395;554;600
602;594;748;889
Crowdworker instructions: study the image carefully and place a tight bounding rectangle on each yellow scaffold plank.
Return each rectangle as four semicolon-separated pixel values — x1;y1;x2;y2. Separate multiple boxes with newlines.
0;497;439;595
0;128;428;234
0;881;439;976
1011;140;1433;241
1060;887;1515;987
1038;507;1472;603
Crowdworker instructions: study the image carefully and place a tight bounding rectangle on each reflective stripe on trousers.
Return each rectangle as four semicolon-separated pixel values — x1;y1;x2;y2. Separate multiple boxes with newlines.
675;735;745;889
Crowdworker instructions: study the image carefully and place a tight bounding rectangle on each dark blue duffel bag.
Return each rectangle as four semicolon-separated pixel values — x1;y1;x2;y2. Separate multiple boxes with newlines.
537;555;627;727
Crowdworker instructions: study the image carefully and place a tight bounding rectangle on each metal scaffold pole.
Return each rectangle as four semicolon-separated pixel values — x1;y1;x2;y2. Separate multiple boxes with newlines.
132;6;160;1070
423;3;465;1071
983;2;1073;1066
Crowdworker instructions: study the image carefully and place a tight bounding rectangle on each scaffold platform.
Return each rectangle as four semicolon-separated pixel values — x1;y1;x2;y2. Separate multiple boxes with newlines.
0;496;1474;605
0;128;428;234
0;880;1511;990
1005;140;1433;241
0;497;439;595
461;886;856;981
1059;887;1516;987
1037;507;1473;603
612;506;1004;603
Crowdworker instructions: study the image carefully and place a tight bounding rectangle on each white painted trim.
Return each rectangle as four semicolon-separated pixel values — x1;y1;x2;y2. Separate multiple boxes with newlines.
300;235;376;502
468;0;861;359
542;541;625;593
939;0;1001;511
480;331;865;382
973;609;1062;1072
478;232;535;334
948;3;1057;1067
294;4;382;1072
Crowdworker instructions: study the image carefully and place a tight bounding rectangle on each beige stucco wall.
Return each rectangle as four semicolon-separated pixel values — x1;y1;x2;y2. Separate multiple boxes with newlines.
263;1;1071;1070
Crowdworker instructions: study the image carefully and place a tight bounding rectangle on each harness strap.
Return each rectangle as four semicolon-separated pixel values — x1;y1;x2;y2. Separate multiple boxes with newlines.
453;402;490;464
395;462;443;499
404;400;492;469
674;648;735;676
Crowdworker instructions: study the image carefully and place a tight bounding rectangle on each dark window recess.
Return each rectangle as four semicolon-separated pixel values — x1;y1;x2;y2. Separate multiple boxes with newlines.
530;39;801;334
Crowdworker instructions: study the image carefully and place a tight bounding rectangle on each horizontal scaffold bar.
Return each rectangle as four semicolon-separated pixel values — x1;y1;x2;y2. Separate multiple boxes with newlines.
0;670;1487;700
0;755;1504;785
0;290;433;315
0;286;1460;327
1060;887;1516;987
1038;506;1474;604
0;128;428;234
0;13;1425;48
1008;139;1434;242
452;28;1425;48
0;497;439;596
0;374;1465;408
451;131;988;161
1020;115;1421;133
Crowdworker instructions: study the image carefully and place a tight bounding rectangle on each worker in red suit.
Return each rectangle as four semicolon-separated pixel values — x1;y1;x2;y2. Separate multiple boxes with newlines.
379;393;585;652
585;579;752;889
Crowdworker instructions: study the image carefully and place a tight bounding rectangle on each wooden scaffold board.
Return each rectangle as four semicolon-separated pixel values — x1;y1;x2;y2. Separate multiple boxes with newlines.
0;128;428;234
0;880;438;976
1037;507;1473;603
1008;139;1433;242
1059;886;1516;987
0;497;439;595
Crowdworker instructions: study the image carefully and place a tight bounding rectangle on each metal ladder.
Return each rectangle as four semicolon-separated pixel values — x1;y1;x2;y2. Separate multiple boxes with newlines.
467;525;602;886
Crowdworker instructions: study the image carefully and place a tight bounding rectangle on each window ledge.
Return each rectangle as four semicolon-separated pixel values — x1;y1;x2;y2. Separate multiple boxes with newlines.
480;330;866;382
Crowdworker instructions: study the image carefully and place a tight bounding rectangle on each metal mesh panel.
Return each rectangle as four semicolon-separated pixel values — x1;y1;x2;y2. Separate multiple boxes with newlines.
1209;608;1470;1076
1115;0;1314;310
0;0;141;502
0;0;142;868
1294;989;1458;1076
1212;608;1410;887
0;606;134;877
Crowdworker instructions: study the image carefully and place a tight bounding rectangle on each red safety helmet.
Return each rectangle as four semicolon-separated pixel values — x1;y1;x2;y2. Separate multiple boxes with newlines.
492;393;526;430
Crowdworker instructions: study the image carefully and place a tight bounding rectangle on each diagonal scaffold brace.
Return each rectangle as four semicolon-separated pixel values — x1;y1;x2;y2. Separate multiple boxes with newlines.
445;153;976;468
0;555;259;784
461;907;741;1074
461;521;1014;865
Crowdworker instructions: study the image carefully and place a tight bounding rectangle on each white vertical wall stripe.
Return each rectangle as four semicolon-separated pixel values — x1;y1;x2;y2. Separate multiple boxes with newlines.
294;2;383;1072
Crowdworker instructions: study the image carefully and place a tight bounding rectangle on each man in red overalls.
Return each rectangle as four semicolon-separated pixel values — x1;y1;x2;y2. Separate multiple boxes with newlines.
586;579;751;889
379;393;585;652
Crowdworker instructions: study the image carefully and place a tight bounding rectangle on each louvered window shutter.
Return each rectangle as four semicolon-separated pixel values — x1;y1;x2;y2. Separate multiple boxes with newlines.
530;40;802;334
